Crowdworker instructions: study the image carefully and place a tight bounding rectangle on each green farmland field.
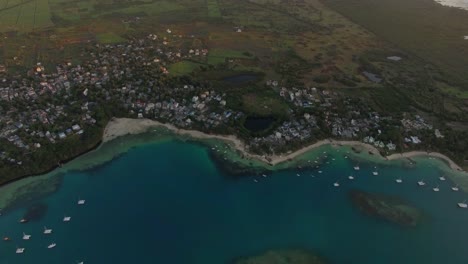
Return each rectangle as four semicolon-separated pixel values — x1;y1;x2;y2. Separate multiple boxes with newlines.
0;0;53;32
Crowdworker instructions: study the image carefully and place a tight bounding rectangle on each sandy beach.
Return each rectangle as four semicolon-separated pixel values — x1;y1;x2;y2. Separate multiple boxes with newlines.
103;118;465;171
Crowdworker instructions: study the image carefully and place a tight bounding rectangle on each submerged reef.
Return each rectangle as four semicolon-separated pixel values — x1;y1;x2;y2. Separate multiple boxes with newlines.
349;189;423;227
232;249;326;264
22;203;48;222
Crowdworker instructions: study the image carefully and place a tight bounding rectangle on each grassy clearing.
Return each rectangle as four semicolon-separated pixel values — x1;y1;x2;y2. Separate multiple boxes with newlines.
96;32;125;44
439;84;468;99
242;92;289;117
206;0;221;18
207;48;252;65
168;61;203;76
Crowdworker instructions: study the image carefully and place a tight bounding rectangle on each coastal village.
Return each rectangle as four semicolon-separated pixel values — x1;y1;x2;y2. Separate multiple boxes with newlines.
0;29;452;173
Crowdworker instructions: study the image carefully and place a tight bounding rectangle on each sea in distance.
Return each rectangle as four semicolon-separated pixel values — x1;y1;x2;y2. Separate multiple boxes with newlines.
1;130;468;264
436;0;468;10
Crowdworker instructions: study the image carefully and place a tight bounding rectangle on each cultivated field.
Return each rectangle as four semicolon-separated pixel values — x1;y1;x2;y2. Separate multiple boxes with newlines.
0;0;53;32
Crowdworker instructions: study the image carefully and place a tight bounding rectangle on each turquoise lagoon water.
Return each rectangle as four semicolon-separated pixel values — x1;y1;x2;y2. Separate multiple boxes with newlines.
1;140;468;264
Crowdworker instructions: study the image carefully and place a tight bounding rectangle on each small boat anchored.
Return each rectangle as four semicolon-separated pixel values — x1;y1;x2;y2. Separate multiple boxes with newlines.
16;247;25;254
353;166;360;171
458;201;467;209
417;180;426;186
348;175;354;180
372;171;379;176
63;216;71;222
333;182;340;187
3;236;11;242
395;178;403;183
22;233;31;240
43;227;52;234
77;199;86;205
433;186;440;192
452;186;459;192
47;243;56;249
19;218;28;224
439;176;446;181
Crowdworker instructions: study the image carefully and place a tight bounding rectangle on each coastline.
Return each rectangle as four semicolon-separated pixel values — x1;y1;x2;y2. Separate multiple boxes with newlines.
104;117;465;172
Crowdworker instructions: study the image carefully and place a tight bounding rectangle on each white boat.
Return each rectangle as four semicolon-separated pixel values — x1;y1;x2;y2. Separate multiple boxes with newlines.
22;232;31;240
458;201;467;208
296;173;300;177
43;227;52;234
77;199;86;205
452;186;459;192
63;216;71;222
396;178;403;183
253;179;258;183
417;180;426;186
333;182;340;187
47;243;56;249
433;186;440;192
318;171;323;174
372;171;379;176
348;175;354;180
439;176;446;181
16;247;25;254
354;166;360;171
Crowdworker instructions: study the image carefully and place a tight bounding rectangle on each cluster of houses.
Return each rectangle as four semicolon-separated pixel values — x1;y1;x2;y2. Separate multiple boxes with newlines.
0;30;227;165
0;29;448;167
250;113;319;150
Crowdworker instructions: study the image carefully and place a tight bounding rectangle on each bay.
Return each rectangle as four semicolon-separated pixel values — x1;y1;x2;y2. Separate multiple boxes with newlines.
0;138;468;264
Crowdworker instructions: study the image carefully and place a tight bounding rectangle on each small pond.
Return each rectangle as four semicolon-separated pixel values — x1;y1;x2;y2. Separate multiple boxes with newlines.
243;116;276;133
362;71;382;83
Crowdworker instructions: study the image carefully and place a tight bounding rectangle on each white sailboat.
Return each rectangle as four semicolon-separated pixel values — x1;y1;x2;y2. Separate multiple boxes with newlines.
348;175;354;180
63;216;71;222
253;179;258;183
458;201;467;208
22;232;31;240
318;171;323;174
417;180;426;186
439;176;446;181
395;178;403;183
47;243;56;249
43;226;52;234
433;186;440;192
16;247;25;254
77;199;86;205
333;182;340;187
353;166;360;171
452;186;459;192
372;171;379;176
